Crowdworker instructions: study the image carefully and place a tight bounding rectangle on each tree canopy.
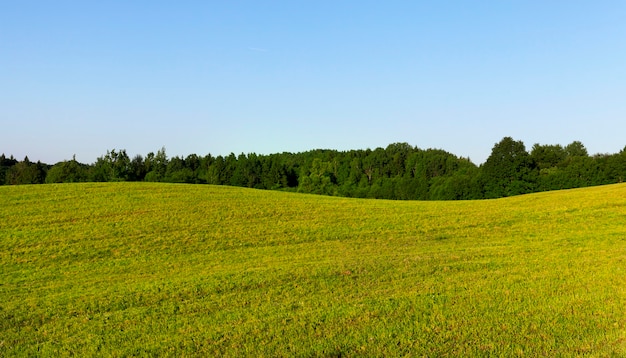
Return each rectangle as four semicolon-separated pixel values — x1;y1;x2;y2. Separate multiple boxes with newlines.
3;137;625;200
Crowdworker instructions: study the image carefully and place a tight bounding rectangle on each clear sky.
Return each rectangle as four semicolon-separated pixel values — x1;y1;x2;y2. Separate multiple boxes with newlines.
2;1;625;165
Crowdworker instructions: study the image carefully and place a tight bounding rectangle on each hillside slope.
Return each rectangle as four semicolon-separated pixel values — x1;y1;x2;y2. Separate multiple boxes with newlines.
2;183;626;355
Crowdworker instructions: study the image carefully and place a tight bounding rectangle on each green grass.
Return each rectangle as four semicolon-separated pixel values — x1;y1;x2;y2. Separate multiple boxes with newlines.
2;182;626;356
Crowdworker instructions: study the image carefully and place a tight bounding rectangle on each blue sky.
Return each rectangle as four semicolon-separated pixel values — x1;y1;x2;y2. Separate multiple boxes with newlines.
2;1;625;164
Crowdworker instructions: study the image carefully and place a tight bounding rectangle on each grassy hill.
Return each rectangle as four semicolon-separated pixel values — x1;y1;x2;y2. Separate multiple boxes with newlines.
2;182;626;356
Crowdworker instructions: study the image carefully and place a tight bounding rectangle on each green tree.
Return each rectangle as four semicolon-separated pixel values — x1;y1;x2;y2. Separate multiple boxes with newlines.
530;144;566;170
5;157;47;185
164;156;194;183
610;148;626;183
385;142;413;177
0;154;19;185
128;154;147;181
90;149;131;182
260;155;291;190
145;147;168;182
429;159;481;200
481;137;535;198
565;141;589;158
45;156;88;183
206;155;225;185
185;154;204;183
229;153;248;187
298;158;336;195
402;151;430;200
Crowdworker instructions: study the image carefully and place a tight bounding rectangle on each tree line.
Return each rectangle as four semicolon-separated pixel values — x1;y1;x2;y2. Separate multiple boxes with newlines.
2;137;626;200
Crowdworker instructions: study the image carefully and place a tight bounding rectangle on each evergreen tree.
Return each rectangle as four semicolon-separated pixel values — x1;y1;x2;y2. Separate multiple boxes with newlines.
0;154;19;185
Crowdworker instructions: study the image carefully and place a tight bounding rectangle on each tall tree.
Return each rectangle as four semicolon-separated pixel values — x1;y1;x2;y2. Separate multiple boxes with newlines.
0;154;19;185
145;147;168;182
206;155;225;185
481;137;535;198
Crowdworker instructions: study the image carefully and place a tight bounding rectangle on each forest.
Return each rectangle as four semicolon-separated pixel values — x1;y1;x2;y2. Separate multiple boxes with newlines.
2;137;626;200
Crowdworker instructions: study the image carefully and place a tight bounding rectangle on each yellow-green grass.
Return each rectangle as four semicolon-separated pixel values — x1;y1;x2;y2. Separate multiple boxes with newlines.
2;182;626;356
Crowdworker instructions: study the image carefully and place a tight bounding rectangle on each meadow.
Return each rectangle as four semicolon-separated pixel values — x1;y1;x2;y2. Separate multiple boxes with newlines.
2;182;626;356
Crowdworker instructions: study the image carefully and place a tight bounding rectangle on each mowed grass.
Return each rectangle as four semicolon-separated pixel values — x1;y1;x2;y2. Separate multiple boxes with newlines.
2;183;626;356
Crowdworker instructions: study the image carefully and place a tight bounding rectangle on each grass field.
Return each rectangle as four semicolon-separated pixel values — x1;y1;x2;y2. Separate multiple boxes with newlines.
2;182;626;356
